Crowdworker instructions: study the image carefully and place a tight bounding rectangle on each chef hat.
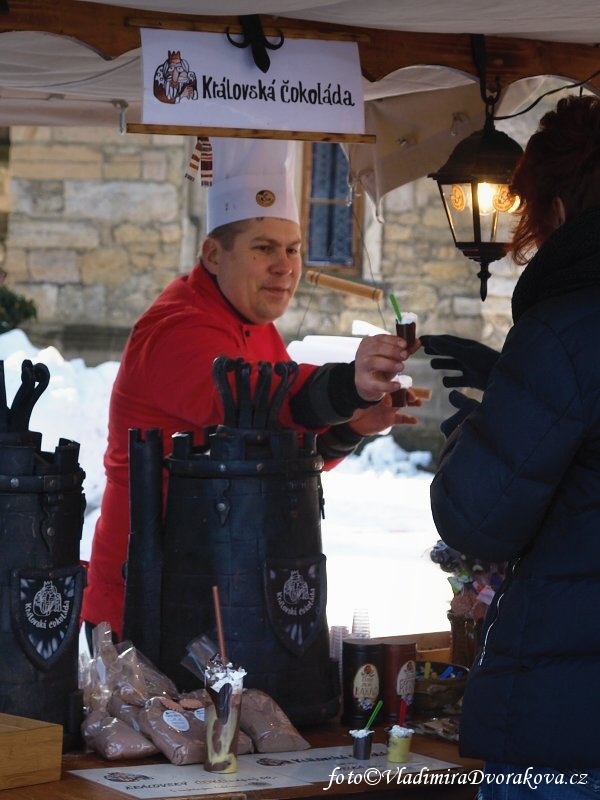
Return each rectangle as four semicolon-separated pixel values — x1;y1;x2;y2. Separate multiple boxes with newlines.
207;137;299;233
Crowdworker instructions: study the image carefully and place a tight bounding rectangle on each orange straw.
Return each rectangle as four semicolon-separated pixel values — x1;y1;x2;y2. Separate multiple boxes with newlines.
211;585;228;664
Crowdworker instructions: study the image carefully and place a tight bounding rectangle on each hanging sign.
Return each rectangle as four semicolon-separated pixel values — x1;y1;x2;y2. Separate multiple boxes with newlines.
140;28;365;134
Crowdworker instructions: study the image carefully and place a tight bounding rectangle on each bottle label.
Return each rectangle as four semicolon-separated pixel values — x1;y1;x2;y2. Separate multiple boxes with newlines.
396;659;416;703
353;662;379;711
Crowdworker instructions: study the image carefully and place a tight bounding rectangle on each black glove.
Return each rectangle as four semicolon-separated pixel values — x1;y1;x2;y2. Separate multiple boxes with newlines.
440;390;480;438
420;334;500;391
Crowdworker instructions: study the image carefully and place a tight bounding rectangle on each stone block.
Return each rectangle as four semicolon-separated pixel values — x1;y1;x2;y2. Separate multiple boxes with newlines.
80;248;130;286
10;181;64;215
29;249;79;283
384;223;412;243
142;151;168;182
8;219;99;249
56;283;106;322
423;260;472;282
151;250;179;270
453;296;482;317
422;206;453;228
64;182;179;222
13;283;58;317
4;248;28;281
160;223;182;244
113;223;155;244
487;275;516;299
103;155;142;180
11;144;103;180
130;252;152;270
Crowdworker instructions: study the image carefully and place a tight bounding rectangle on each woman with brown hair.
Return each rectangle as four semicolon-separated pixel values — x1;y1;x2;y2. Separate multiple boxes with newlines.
428;94;600;796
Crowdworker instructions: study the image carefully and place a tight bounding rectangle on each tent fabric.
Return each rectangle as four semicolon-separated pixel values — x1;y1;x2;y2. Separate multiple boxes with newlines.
74;0;600;43
0;1;596;201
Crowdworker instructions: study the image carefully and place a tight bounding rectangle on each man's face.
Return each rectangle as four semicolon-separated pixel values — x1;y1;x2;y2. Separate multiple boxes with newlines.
203;218;302;324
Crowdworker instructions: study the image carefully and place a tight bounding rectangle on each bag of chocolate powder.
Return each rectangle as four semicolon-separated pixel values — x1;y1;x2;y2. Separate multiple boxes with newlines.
90;716;159;760
107;692;145;733
139;696;206;765
240;689;310;753
113;644;178;706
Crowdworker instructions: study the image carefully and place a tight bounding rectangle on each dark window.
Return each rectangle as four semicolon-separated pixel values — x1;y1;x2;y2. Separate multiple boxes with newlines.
302;142;362;273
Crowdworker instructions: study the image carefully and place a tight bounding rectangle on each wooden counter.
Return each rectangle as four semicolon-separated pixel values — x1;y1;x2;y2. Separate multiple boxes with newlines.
0;721;482;800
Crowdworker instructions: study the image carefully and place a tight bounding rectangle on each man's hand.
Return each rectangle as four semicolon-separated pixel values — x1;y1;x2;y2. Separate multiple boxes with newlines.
420;334;500;391
348;391;422;436
353;334;412;402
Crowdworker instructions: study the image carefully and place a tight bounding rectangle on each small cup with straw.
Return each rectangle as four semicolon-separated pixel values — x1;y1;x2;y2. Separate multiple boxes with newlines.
349;699;383;760
390;293;418;348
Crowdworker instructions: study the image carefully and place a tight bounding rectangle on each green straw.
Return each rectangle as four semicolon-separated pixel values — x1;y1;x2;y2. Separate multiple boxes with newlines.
364;699;383;731
389;293;402;322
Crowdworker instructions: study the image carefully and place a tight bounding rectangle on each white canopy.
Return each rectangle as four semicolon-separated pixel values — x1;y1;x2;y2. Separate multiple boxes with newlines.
1;0;598;201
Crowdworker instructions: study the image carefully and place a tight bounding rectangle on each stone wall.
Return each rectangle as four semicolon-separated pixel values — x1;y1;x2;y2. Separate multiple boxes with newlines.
5;126;201;360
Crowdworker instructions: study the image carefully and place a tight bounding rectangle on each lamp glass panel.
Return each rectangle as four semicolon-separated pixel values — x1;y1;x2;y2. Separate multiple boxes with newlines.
477;182;520;243
440;183;474;242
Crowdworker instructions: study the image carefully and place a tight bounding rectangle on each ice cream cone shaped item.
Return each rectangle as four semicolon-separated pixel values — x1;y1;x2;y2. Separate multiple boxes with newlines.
386;725;414;763
395;312;418;347
204;659;247;773
391;374;413;408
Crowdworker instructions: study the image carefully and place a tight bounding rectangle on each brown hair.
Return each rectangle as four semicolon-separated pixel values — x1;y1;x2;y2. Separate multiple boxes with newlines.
510;95;600;264
206;219;254;251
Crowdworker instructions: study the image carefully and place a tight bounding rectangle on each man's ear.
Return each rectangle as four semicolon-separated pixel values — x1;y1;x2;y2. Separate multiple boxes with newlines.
201;237;221;275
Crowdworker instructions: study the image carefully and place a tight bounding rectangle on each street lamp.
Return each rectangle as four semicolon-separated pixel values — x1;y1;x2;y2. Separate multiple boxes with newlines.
429;34;524;301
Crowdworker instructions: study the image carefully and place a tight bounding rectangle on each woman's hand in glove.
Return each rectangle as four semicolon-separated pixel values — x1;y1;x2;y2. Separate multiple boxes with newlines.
440;390;480;438
420;334;500;391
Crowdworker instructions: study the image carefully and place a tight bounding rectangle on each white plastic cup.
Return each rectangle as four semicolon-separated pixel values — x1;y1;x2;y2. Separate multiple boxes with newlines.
352;608;371;639
329;625;350;686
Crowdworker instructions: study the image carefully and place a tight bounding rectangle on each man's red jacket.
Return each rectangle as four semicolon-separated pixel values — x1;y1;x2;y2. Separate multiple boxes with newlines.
82;263;331;638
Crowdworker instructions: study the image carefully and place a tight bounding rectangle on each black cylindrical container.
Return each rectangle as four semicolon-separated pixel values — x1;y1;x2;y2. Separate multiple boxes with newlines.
122;427;164;665
158;424;340;726
341;638;384;727
0;436;86;751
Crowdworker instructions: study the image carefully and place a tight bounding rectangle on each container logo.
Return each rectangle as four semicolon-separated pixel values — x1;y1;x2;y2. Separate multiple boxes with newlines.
264;554;326;656
32;580;64;616
10;565;85;671
282;569;310;604
353;663;379;712
396;659;416;704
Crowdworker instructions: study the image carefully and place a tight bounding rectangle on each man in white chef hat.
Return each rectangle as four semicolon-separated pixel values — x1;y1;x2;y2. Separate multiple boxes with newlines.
82;136;419;645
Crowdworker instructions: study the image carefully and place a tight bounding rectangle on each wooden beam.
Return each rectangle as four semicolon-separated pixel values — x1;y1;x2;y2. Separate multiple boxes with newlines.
126;124;375;143
2;0;600;92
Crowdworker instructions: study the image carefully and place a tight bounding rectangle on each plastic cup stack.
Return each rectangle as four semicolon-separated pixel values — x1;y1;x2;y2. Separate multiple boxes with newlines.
351;608;371;639
329;625;349;685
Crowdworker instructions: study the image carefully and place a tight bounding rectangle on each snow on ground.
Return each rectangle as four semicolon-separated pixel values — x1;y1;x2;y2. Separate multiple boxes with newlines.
0;329;452;644
321;448;451;637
